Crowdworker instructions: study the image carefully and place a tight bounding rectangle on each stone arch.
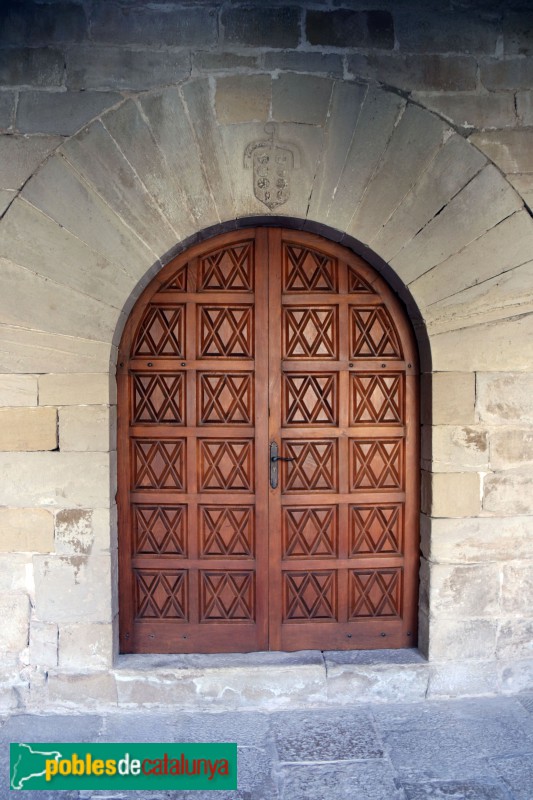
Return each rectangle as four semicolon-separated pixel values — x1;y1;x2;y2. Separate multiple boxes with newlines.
2;73;532;670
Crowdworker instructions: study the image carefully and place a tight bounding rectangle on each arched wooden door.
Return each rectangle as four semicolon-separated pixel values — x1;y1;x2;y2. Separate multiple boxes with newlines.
118;228;419;653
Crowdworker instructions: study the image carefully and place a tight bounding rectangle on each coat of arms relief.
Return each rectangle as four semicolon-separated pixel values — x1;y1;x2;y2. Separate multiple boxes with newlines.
244;123;301;210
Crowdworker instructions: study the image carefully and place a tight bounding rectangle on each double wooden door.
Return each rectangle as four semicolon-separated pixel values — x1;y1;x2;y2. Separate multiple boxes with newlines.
118;228;419;654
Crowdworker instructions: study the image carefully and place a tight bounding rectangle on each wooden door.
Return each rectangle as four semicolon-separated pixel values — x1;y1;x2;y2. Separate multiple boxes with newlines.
118;228;419;653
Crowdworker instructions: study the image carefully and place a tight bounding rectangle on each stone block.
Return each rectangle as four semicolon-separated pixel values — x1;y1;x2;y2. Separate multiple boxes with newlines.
90;4;216;47
222;6;301;48
306;9;394;49
508;174;533;211
0;200;134;310
66;45;190;91
423;425;488;472
29;620;58;668
421;515;533;564
490;429;533;470
216;75;271;124
264;51;343;76
483;469;533;514
0;188;15;214
59;405;114;456
517;91;533;126
347;53;477;91
55;509;93;556
272;73;332;125
0;592;30;651
410;210;533;308
0;553;33;594
470;130;533;174
1;2;87;45
326;663;428;704
45;670;118;709
421;372;475;425
0;451;113;508
477;373;533;424
504;11;533;56
421;471;480;517
17;90;121;136
427;618;498;661
0;326;114;375
0;47;64;87
33;554;113;623
500;657;533;693
193;51;259;72
0;407;57;452
496;619;533;660
92;506;117;553
428;563;500;618
392;165;523;284
0;374;37;406
413;92;516;130
59;623;113;669
0;508;54;553
0;134;62;191
39;373;114;406
501;562;533;615
427;661;499;698
0;90;14;131
395;10;498;54
480;56;533;90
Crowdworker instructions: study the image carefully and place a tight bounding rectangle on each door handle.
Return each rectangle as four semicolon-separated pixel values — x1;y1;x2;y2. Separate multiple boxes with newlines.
270;442;295;489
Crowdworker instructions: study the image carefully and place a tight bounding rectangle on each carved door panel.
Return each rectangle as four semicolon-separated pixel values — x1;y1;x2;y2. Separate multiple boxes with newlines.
118;228;419;653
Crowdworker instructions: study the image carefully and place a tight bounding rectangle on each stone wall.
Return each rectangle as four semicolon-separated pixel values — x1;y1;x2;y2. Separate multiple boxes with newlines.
0;1;532;710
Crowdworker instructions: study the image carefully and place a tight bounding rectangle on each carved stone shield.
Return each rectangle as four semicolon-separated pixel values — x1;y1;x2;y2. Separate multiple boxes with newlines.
244;124;300;211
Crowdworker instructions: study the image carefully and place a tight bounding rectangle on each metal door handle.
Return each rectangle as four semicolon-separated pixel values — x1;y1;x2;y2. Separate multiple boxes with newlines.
270;442;296;489
271;456;295;462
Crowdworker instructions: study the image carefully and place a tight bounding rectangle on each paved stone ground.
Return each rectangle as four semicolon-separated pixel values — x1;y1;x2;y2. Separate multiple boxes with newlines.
1;693;533;799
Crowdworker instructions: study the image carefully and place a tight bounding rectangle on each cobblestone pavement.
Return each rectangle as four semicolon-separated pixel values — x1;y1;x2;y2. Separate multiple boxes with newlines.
2;693;533;799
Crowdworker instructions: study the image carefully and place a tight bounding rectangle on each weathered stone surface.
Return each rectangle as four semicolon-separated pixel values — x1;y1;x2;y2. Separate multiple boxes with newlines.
426;563;500;618
501;562;533;614
422;425;489;472
470;130;533;174
371;134;486;260
0;134;62;190
490;429;533;470
421;515;533;563
496;619;533;660
55;509;93;556
0;90;14;130
516;90;533;126
503;10;533;56
427;661;499;698
34;554;113;623
0;373;37;406
92;506;117;553
431;314;533;372
193;51;259;72
347;53;477;91
0;199;134;309
480;56;533;90
216;74;271;124
272;73;332;125
61;120;177;255
0;406;57;451
0;451;113;507
392;166;523;284
0;508;54;553
0;256;121;342
306;9;394;49
0;47;64;87
410;210;533;308
326;663;428;704
222;6;300;48
494;751;533;800
59;623;114;669
264;51;343;76
45;670;118;708
0;327;113;375
0;553;33;594
0;592;30;651
21;155;155;280
39;373;115;407
59;405;114;452
421;471;480;517
66;45;190;91
426;618;498;662
483;469;533;514
17;90;121;136
90;4;216;47
508;174;533;210
477;372;533;424
395;10;498;54
413;92;516;130
0;2;87;45
274;708;383;760
280;760;400;800
346;104;447;244
500;657;533;694
0;188;15;215
29;620;58;668
421;372;475;426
